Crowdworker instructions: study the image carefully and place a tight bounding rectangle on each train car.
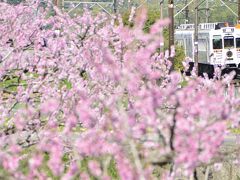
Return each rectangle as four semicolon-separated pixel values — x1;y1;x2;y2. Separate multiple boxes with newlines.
175;22;240;77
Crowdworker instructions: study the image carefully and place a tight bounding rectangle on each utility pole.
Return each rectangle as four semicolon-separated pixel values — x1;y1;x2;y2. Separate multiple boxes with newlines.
113;0;117;14
168;0;174;70
160;0;164;20
206;0;209;23
238;0;240;23
160;0;164;52
194;0;199;75
185;0;189;23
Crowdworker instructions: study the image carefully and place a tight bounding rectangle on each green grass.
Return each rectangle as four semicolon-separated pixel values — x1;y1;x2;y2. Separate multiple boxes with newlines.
230;128;240;135
59;79;72;89
107;159;119;180
80;156;119;179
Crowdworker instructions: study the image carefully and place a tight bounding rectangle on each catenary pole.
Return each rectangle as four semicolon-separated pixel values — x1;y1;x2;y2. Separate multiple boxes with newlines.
160;0;164;20
168;0;174;71
160;0;164;52
185;0;189;23
238;0;240;23
194;0;199;75
113;0;117;14
206;0;209;23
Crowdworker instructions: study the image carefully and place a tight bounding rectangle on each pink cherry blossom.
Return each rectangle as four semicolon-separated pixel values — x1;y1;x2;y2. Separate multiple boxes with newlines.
0;1;239;179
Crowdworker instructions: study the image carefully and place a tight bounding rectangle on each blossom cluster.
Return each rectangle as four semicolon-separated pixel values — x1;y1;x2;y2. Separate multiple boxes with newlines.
0;1;239;179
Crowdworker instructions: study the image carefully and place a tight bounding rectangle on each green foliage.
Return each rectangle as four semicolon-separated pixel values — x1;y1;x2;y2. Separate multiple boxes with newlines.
122;10;134;27
208;2;237;24
59;79;72;90
179;78;188;88
19;147;35;175
237;175;240;180
122;6;160;32
173;0;237;26
0;76;22;92
143;7;160;33
107;158;119;180
230;128;240;135
163;28;169;50
162;29;185;71
174;45;185;71
0;166;11;179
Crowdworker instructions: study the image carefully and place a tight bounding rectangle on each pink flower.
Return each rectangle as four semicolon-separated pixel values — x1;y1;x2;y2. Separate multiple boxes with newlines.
48;157;63;176
40;99;59;114
62;162;79;180
88;161;102;177
3;156;19;172
29;154;43;169
80;172;90;180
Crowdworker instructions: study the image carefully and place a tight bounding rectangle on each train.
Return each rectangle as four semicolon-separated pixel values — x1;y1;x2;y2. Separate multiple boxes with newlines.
175;22;240;77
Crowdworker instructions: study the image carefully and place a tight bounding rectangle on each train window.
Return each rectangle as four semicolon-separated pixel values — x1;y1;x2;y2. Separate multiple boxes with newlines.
213;35;222;49
236;38;240;48
224;36;234;49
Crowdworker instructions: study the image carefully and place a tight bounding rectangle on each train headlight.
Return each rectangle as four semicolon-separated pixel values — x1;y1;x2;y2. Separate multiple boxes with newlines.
226;51;233;57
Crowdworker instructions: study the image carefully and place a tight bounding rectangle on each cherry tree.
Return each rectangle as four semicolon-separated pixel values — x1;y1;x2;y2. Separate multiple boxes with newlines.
0;1;239;179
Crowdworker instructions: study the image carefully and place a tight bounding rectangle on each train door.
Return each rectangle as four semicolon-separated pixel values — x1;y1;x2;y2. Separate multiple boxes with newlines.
198;38;208;64
235;34;240;67
223;36;236;66
184;34;194;59
210;35;223;65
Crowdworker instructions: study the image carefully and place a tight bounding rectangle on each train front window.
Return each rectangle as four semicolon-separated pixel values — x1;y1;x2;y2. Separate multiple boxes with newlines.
224;36;234;49
213;35;222;49
236;38;240;48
